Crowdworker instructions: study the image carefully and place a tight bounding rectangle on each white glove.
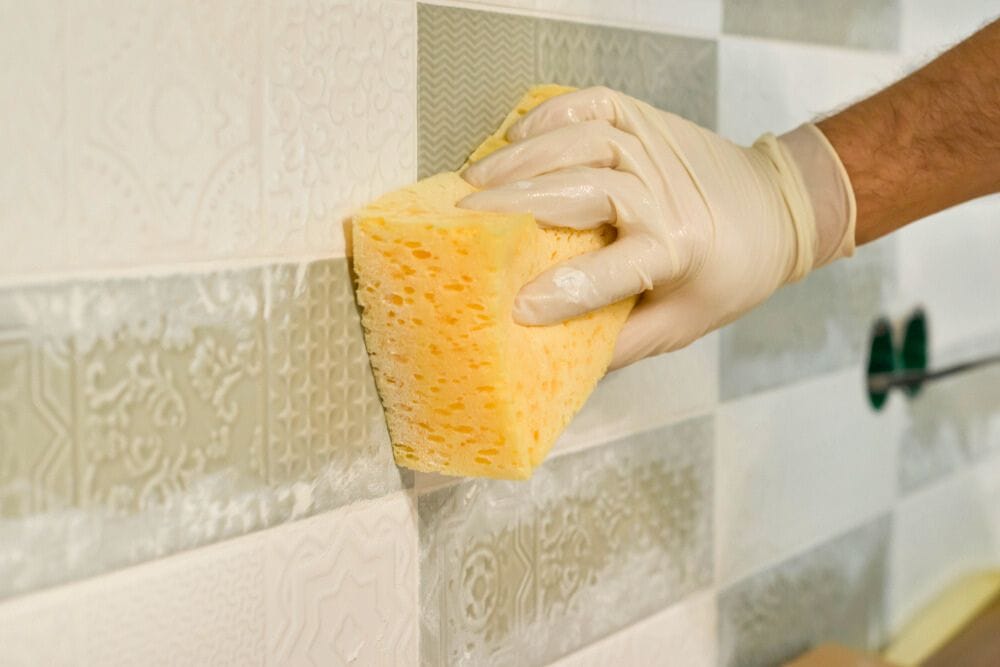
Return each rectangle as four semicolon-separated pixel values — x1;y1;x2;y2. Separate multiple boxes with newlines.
460;86;856;369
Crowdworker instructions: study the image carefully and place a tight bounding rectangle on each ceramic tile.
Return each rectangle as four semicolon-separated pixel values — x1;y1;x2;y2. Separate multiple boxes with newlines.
718;517;891;667
889;453;1000;632
900;0;998;57
417;4;717;176
719;237;896;401
718;35;905;144
419;417;714;666
551;590;717;667
0;492;418;667
0;0;415;276
723;0;901;51
553;333;717;458
715;368;901;587
0;258;408;598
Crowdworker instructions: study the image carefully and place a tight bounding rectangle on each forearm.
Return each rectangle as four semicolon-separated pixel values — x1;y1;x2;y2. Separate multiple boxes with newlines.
817;18;1000;245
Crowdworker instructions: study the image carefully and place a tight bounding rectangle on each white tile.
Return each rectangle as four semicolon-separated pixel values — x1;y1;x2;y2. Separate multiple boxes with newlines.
440;0;722;37
715;368;902;587
0;0;416;277
718;36;905;144
901;0;998;59
553;332;718;457
0;492;419;667
888;453;1000;632
895;197;1000;357
551;590;717;667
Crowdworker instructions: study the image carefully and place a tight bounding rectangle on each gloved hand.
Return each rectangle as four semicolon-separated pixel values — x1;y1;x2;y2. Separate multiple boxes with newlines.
459;86;857;369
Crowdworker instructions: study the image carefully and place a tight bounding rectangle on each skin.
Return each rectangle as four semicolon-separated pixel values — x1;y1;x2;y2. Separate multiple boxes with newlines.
818;18;1000;245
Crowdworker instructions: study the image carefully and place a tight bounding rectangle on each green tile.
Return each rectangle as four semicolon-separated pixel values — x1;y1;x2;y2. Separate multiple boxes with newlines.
0;258;407;598
417;5;718;177
723;0;901;51
718;517;891;667
419;417;714;666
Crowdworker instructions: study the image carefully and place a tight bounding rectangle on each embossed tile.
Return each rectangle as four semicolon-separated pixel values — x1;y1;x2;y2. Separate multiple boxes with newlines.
0;492;419;667
723;0;901;51
419;417;713;666
551;590;717;667
0;0;415;276
0;258;408;598
889;453;1000;632
719;238;896;400
715;368;901;587
718;517;891;667
417;4;717;176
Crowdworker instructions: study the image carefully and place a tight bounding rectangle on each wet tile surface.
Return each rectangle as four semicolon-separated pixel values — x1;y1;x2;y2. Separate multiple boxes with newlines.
0;258;409;598
723;0;901;51
718;517;891;667
419;417;714;666
418;4;716;176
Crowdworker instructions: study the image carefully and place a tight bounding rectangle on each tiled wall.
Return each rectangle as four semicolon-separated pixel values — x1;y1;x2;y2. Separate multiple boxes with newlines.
1;1;998;665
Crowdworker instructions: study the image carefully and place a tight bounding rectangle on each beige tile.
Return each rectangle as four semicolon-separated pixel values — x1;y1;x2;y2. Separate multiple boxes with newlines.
419;418;714;665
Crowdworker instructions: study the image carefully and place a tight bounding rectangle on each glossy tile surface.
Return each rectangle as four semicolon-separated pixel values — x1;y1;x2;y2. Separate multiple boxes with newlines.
718;517;891;667
0;258;408;597
723;0;900;50
417;4;716;175
719;239;895;400
419;418;713;666
715;368;900;587
0;0;415;275
0;492;419;666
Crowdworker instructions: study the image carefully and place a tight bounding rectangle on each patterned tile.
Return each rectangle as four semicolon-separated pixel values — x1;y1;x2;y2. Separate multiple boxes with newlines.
417;4;717;176
718;517;891;667
0;258;408;598
719;237;896;400
0;0;415;276
0;492;418;667
715;368;900;587
419;417;714;666
723;0;901;51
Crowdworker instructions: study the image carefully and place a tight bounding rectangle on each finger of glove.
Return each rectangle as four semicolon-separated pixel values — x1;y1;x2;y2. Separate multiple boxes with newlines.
608;294;706;370
507;86;624;142
458;167;655;232
514;234;679;326
463;120;654;190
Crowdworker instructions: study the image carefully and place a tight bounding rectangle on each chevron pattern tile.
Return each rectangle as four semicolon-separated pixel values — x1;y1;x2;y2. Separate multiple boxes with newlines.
417;4;717;177
419;417;714;666
0;258;409;598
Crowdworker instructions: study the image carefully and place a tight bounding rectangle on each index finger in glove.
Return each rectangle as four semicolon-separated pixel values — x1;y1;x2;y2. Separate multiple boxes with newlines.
506;86;627;142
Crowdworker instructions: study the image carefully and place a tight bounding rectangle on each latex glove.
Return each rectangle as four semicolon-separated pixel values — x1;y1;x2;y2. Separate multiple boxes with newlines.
460;86;856;369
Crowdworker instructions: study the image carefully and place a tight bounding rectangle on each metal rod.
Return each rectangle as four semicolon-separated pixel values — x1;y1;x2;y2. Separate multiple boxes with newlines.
867;354;1000;394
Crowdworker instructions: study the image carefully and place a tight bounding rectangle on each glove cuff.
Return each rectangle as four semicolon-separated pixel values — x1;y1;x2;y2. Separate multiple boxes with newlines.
778;123;857;269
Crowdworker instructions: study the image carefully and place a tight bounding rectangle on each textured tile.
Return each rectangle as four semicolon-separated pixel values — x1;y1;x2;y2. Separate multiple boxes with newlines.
715;368;901;587
419;417;714;666
554;333;717;457
552;590;717;667
719;237;896;400
718;35;904;144
718;517;891;667
264;492;419;666
0;492;418;667
723;0;901;51
0;258;408;598
417;4;717;176
0;0;415;276
889;454;1000;632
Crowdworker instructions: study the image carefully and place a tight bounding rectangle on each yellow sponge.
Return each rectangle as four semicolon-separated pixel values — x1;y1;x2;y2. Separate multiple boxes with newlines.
353;85;635;479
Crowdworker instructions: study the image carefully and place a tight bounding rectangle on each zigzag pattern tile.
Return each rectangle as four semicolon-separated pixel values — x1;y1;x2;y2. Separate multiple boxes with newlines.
419;417;714;666
0;258;408;598
0;492;417;666
417;5;718;177
718;517;891;667
417;4;535;177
